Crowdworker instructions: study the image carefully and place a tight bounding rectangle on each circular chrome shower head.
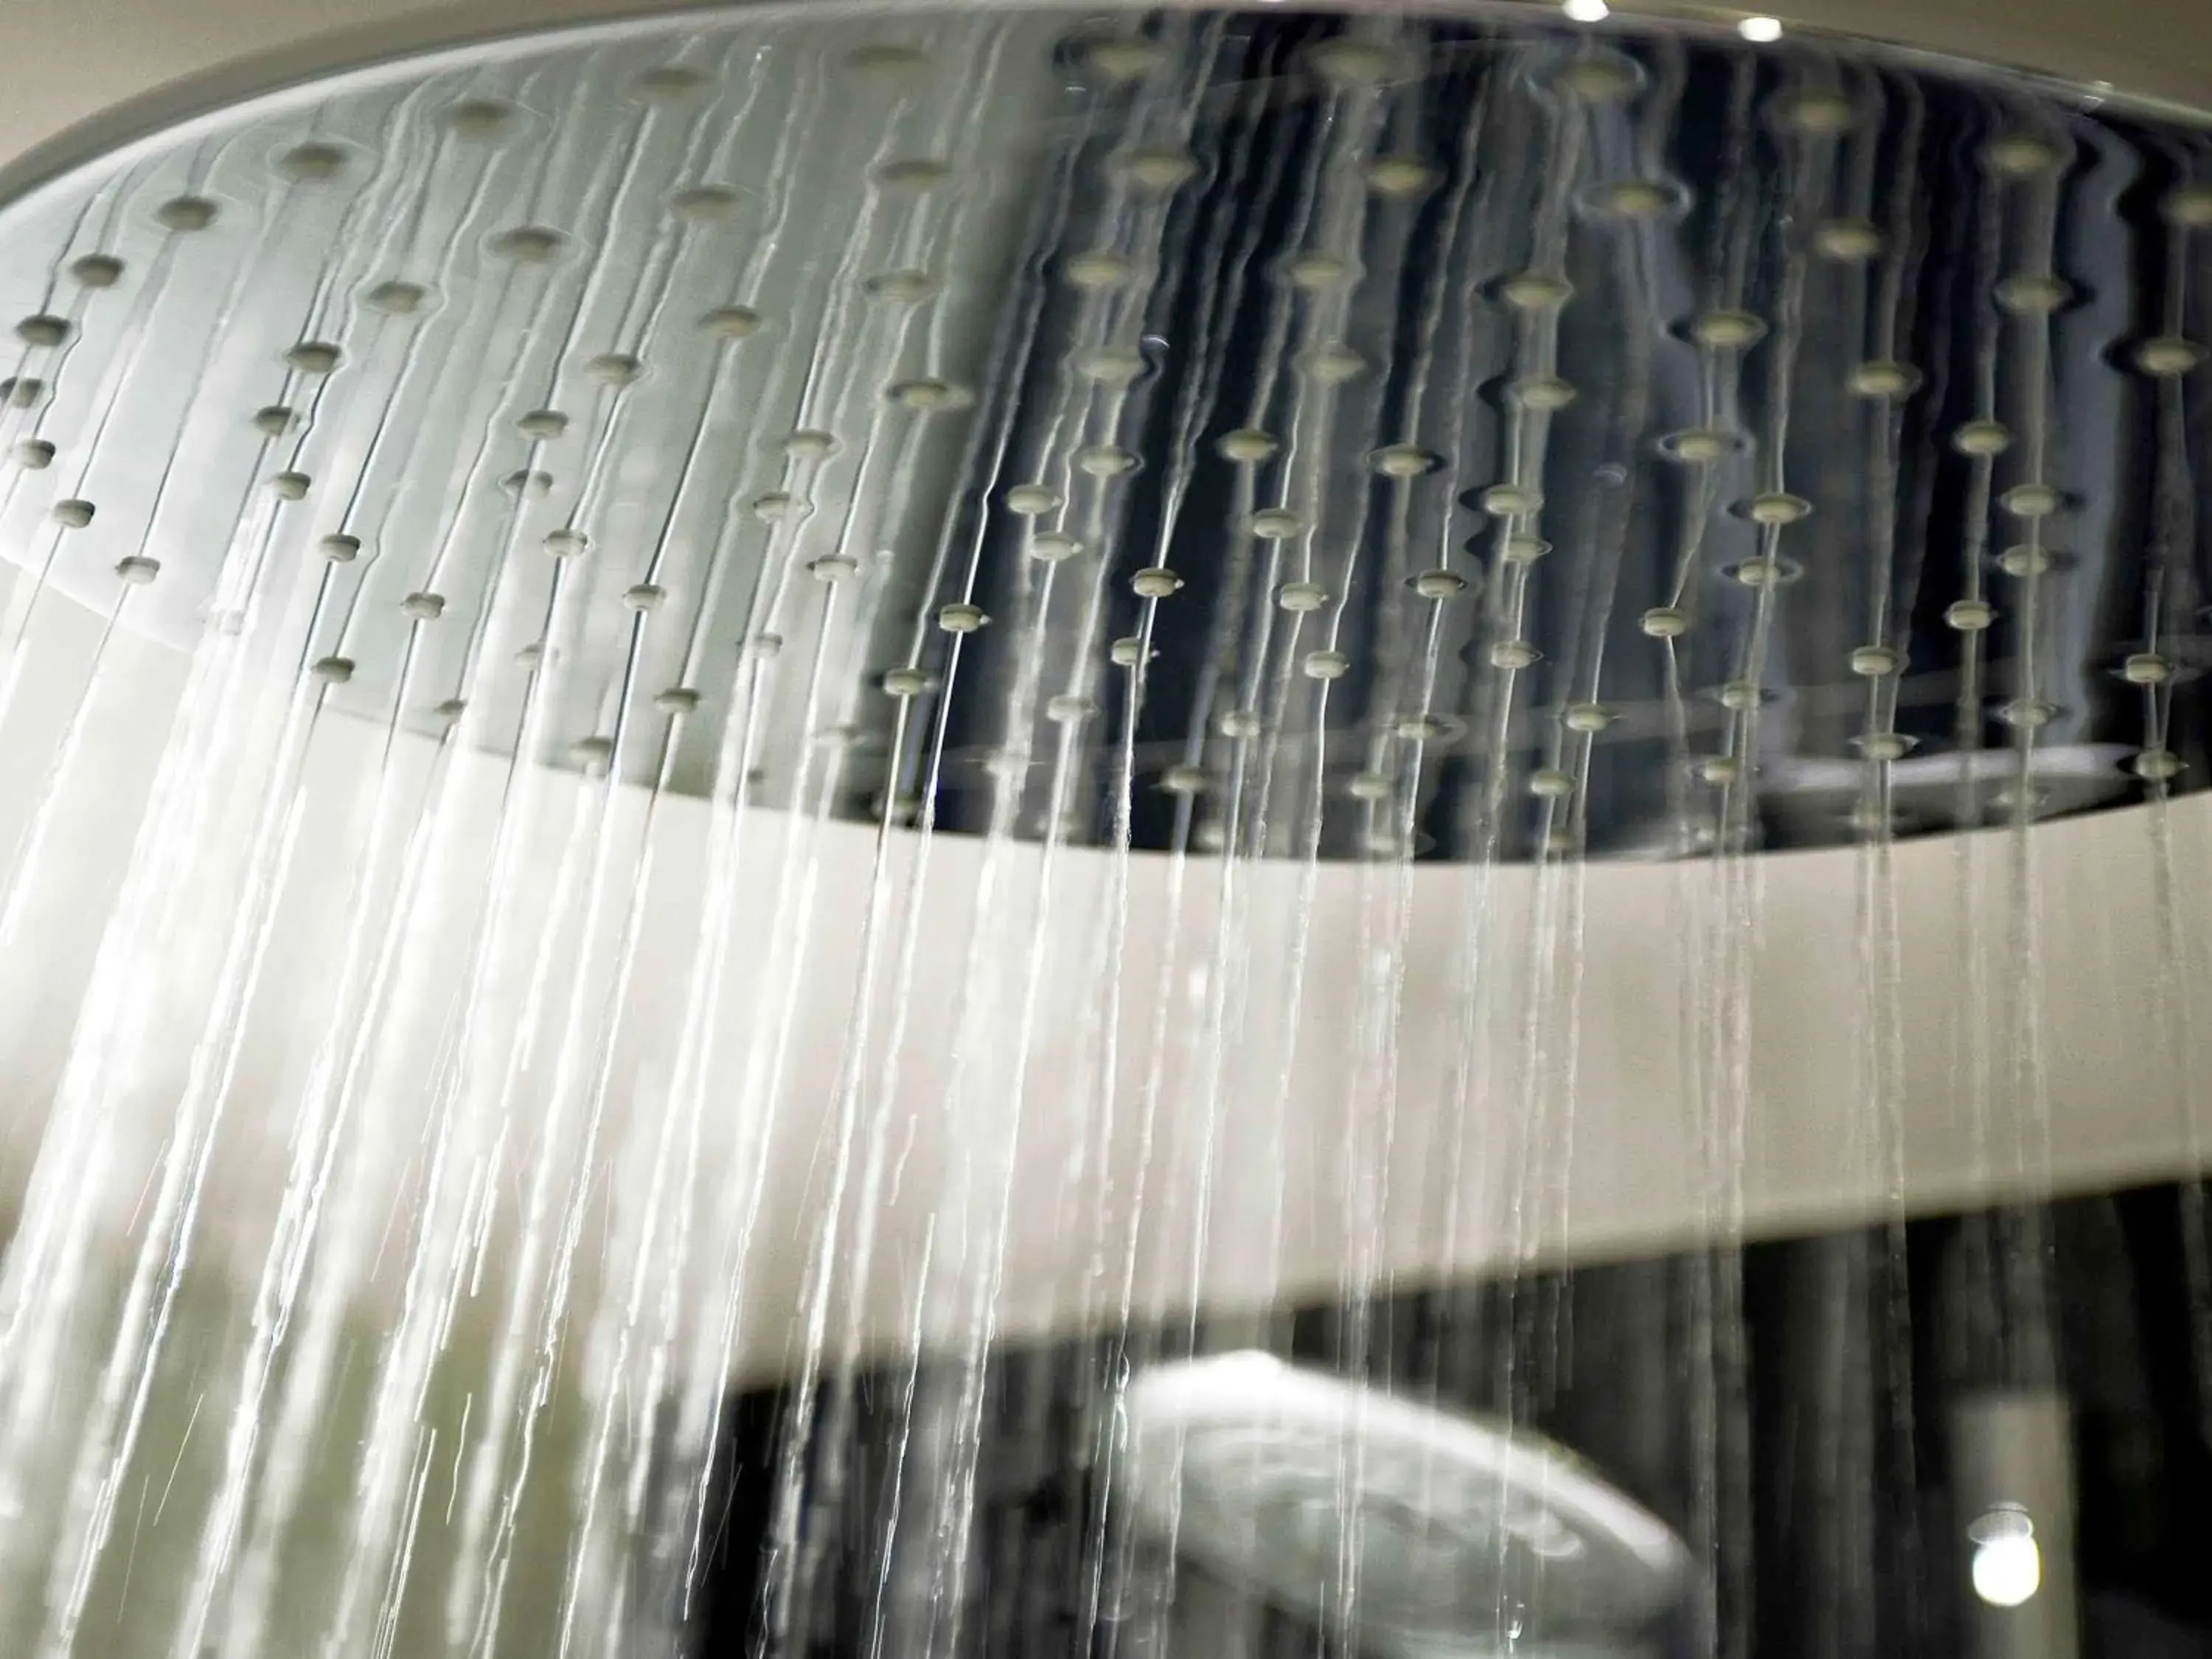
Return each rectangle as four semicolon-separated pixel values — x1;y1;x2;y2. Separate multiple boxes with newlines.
1;9;2211;1659
0;1;2207;859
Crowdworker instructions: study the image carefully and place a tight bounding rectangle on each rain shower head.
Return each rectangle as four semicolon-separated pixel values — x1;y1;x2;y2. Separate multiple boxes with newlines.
1;1;2209;858
6;5;2212;1658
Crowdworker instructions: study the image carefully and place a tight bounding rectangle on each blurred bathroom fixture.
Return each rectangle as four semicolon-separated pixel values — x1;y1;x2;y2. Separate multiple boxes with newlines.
1119;1354;1689;1655
1956;1394;2079;1659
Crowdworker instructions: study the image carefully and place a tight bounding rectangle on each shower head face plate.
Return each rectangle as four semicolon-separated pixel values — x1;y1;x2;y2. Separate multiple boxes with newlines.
0;10;1059;803
1119;1353;1691;1655
0;3;2206;858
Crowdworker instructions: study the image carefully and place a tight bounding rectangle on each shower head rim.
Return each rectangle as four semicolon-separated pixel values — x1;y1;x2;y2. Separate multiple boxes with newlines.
0;0;2206;229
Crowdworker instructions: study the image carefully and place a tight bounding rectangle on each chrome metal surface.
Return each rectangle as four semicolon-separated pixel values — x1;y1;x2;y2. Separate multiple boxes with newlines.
1120;1353;1689;1656
0;5;2208;852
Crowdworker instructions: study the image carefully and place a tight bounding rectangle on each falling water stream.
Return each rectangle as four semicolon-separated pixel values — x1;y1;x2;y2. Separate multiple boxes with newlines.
0;7;2210;1658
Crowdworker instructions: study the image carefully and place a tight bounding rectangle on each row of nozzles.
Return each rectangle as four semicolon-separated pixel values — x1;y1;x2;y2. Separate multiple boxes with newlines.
0;8;2202;860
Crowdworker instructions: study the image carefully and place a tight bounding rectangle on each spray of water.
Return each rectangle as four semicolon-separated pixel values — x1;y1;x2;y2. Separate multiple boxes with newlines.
0;10;2205;1659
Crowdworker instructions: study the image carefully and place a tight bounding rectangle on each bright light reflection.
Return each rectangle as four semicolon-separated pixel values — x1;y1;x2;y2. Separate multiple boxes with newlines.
1739;15;1784;41
1968;1506;2042;1608
1562;0;1610;21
